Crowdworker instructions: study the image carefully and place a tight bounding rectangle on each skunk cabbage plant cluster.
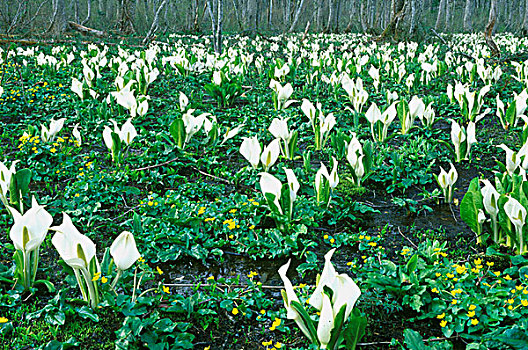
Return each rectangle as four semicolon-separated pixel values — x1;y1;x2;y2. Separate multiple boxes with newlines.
52;214;140;308
461;172;528;254
278;249;366;349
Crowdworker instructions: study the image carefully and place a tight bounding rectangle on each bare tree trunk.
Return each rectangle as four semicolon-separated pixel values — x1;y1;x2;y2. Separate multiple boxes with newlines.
435;0;446;30
445;0;451;31
74;0;79;23
360;0;368;31
82;0;92;25
119;0;136;34
206;0;223;54
463;0;474;32
288;0;306;32
268;0;272;27
409;0;417;34
486;0;499;56
523;0;528;34
143;0;168;43
48;0;67;36
345;0;358;32
325;0;334;32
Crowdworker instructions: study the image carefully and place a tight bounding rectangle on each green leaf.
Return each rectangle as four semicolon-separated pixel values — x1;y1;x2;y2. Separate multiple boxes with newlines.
405;254;419;274
75;306;100;322
343;309;367;350
291;300;319;345
460;178;483;235
169;118;185;148
327;304;347;350
403;329;427;350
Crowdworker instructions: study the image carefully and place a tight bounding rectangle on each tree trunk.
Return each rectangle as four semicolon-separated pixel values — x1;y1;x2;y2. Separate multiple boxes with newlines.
360;0;368;31
288;0;306;32
82;0;92;25
486;0;499;57
143;0;168;43
522;0;528;35
409;0;417;34
325;0;334;32
49;0;67;36
463;0;474;32
445;0;451;31
435;0;446;30
119;0;136;34
268;0;273;27
207;0;223;54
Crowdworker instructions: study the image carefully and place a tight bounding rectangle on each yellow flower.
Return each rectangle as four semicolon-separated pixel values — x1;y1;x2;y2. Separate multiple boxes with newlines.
436;313;445;319
0;317;8;323
204;217;216;222
469;304;477;311
507;298;515;304
275;343;282;348
467;311;475;318
162;285;170;294
207;276;214;281
455;265;467;274
331;239;336;244
232;308;239;315
368;242;377;247
471;319;479;325
431;287;439;293
249;225;255;229
440;320;447;327
486;261;494;267
473;258;482;265
198;207;206;215
521;299;528;307
156;266;164;275
229;209;237;214
493;271;500;277
101;276;108;284
451;299;458;305
92;272;101;282
324;234;329;239
260;309;266;315
262;341;272;346
204;347;210;350
435;273;442;277
138;257;145;263
50;148;57;153
148;201;154;206
504;275;512;281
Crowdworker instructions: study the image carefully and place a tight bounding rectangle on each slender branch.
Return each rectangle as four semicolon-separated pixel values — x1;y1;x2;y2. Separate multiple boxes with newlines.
130;157;179;172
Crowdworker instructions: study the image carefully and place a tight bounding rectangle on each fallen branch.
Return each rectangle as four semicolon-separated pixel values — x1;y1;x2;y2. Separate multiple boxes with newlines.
68;21;105;38
131;157;179;172
163;282;284;290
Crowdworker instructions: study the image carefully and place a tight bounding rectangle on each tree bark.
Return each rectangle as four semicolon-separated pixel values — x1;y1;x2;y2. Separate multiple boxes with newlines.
360;0;368;31
435;0;446;30
119;0;136;34
486;0;499;57
82;0;92;25
143;0;168;43
463;0;474;32
524;0;528;34
288;0;306;32
48;0;67;36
